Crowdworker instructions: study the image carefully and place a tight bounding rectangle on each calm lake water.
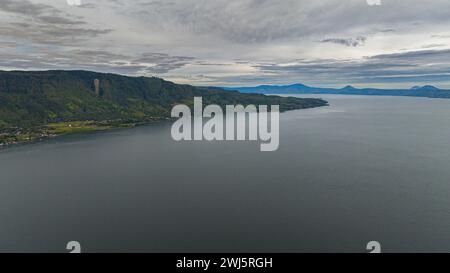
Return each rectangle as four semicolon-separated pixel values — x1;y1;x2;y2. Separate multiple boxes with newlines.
1;95;450;253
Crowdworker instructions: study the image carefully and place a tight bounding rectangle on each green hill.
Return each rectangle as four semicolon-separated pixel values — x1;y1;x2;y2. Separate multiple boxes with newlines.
0;70;327;145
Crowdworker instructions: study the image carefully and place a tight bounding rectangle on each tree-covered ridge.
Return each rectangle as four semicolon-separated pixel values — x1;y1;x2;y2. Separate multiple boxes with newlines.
0;70;327;140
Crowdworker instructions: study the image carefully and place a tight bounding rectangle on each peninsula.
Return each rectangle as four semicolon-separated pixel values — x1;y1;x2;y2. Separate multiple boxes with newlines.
0;70;327;147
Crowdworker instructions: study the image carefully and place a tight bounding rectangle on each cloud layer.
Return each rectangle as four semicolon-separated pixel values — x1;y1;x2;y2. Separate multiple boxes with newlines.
1;0;450;88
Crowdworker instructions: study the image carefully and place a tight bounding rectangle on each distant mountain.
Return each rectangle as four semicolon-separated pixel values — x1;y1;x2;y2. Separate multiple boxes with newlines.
224;83;450;98
412;85;442;92
227;83;330;94
0;70;327;144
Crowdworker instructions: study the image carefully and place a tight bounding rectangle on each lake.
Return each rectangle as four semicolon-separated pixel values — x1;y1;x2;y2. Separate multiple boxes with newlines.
1;95;450;253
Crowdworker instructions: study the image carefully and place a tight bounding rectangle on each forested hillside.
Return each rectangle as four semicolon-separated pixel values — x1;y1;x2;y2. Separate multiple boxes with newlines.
0;70;327;145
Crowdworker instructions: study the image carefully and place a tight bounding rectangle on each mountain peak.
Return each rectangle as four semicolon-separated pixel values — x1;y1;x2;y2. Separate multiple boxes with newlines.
422;85;440;90
342;85;356;90
411;85;440;91
288;83;308;88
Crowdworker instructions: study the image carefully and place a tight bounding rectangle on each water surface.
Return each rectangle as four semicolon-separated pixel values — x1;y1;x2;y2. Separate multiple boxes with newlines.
1;95;450;252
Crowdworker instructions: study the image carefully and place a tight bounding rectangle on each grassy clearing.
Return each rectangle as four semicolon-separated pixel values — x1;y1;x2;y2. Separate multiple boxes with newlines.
0;120;138;146
46;121;114;135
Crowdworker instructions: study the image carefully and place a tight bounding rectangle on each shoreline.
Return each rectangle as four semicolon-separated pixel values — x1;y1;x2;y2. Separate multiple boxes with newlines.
0;117;171;150
0;102;328;150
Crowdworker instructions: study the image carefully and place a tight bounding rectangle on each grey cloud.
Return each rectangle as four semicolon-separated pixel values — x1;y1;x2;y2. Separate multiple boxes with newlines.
0;24;112;46
421;44;446;49
369;49;450;62
250;49;450;86
78;3;98;9
37;15;85;25
1;0;52;16
320;36;367;47
130;0;450;44
145;63;186;74
376;29;396;33
0;48;195;76
431;34;450;38
0;41;17;48
0;0;111;46
135;53;194;64
0;0;82;25
1;0;450;88
135;53;195;74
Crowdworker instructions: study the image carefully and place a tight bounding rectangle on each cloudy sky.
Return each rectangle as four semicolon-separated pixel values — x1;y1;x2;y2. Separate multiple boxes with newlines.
1;0;450;88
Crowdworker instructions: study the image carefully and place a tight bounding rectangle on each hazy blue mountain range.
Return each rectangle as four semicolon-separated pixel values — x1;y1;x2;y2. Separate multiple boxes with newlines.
223;83;450;98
